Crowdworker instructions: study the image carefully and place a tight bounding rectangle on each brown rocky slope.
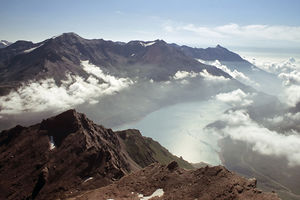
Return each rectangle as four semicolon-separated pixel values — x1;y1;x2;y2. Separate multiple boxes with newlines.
0;109;191;200
0;110;280;200
71;161;279;200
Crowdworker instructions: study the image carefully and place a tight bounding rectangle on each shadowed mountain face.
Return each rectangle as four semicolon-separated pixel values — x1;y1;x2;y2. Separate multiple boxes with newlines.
0;110;279;200
117;129;194;169
0;109;192;200
0;109;133;200
0;33;230;95
172;44;245;62
172;43;283;95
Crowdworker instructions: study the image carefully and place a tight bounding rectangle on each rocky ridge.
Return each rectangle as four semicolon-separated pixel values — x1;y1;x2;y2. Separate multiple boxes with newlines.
70;161;279;200
0;110;190;199
0;109;280;200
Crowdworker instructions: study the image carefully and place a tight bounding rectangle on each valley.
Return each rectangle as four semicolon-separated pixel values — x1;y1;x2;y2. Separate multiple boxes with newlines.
0;33;299;200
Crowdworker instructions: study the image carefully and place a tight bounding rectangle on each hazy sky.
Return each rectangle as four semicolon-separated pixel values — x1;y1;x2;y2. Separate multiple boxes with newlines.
1;0;300;51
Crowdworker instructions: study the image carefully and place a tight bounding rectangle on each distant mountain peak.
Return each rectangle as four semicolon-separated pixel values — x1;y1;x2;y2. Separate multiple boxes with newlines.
61;32;81;38
175;43;244;62
50;32;83;43
0;40;12;48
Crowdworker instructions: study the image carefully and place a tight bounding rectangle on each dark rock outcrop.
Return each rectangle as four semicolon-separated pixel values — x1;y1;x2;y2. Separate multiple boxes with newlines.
0;109;135;200
0;110;192;200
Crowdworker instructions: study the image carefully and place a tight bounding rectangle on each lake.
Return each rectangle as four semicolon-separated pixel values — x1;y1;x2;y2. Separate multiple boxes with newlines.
114;100;229;165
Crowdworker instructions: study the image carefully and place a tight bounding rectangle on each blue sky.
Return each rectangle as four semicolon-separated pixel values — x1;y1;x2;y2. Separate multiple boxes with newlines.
1;0;300;52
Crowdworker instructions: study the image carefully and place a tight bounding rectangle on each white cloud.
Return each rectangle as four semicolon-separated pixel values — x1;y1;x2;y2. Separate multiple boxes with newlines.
283;85;300;106
265;111;300;128
249;57;300;106
170;23;300;42
173;71;197;80
162;23;300;48
262;58;300;105
81;60;133;92
199;69;229;82
278;70;300;86
199;59;258;86
173;69;229;82
251;57;299;75
0;61;134;115
215;89;254;107
208;109;300;166
181;24;224;38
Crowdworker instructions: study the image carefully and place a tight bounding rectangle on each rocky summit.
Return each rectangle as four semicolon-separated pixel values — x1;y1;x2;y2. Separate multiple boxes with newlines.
0;109;137;199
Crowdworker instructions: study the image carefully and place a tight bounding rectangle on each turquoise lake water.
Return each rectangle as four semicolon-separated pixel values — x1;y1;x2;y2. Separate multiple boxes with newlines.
114;100;229;165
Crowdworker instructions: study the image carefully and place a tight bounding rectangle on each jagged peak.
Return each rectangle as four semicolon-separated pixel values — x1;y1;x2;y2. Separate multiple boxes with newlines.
61;32;81;38
50;32;83;43
39;109;87;146
212;44;228;50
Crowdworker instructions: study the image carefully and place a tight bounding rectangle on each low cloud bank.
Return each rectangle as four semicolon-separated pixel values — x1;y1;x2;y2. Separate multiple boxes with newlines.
0;60;134;115
207;108;300;166
173;69;229;83
250;57;300;106
250;57;298;75
199;60;257;87
276;59;300;106
215;89;254;107
210;88;300;166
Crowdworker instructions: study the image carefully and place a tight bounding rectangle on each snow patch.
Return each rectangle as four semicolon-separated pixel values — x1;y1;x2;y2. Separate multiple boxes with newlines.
83;177;94;183
138;189;164;200
1;40;9;46
139;41;156;47
23;44;44;53
49;136;56;150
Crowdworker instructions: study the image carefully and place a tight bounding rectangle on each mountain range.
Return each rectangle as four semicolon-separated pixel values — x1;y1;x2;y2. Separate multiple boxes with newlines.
0;32;282;99
0;33;239;95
